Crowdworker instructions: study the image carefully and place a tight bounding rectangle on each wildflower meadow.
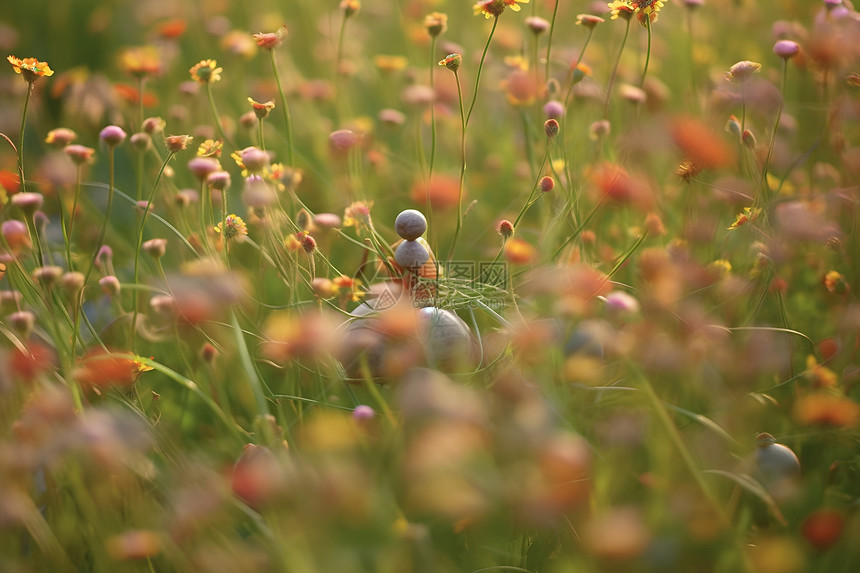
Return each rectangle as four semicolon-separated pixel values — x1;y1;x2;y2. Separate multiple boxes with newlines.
1;0;859;571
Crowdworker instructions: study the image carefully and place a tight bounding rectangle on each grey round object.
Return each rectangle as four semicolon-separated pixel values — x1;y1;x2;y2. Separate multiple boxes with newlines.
755;442;800;486
417;307;476;371
395;240;430;269
394;209;427;241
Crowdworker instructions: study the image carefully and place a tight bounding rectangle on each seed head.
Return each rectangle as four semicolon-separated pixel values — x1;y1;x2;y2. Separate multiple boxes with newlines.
165;134;193;153
438;53;462;73
725;60;762;83
497;219;515;239
248;97;275;119
252;26;288;51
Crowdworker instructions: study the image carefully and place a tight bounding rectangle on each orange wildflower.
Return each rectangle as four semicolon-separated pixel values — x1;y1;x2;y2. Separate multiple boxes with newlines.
253;26;288;50
504;238;536;265
474;0;530;19
793;392;860;428
7;55;54;82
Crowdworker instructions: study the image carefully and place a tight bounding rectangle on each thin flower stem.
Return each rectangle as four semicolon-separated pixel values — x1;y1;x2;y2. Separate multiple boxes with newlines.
199;179;211;254
258;117;266;151
513;147;551;230
84;148;116;289
131;151;175;349
428;36;438;183
465;16;499;127
138;76;145;130
758;59;788;205
25;216;44;268
545;0;560;84
603;18;631;119
269;51;294;166
58;191;73;271
205;82;228;145
562;26;596;208
477;147;551;285
427;36;438;251
17;83;33;194
640;17;652;87
447;70;467;261
686;9;698;107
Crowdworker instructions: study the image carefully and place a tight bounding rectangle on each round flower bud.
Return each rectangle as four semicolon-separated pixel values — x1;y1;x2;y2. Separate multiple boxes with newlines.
32;265;63;287
142;117;166;134
99;275;121;297
544;119;560;139
8;310;36;339
61;271;85;295
2;219;30;252
540;176;555;193
240;147;269;172
497;219;514;239
773;40;800;60
45;128;77;147
207;170;231;191
99;125;127;147
352;404;375;420
143;238;167;259
11;192;44;216
187;157;221;181
525;16;550;35
394;240;430;269
395;209;427;241
130;132;151;151
64;144;96;165
543;99;565;119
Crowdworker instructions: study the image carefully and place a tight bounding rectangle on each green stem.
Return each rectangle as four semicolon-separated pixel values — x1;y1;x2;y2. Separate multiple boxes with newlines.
757;59;788;206
269;50;294;166
603;18;631;119
427;36;438;252
205;82;228;144
17;83;32;194
83;147;115;289
640;17;652;87
545;0;560;84
258;117;266;151
130;151;175;349
447;70;467;261
465;16;499;127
